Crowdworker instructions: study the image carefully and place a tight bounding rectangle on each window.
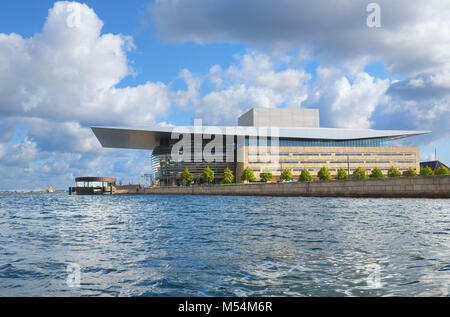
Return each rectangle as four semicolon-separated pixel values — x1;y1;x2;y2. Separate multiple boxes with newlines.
332;161;364;164
375;153;403;156
302;161;328;164
366;161;391;164
294;153;320;156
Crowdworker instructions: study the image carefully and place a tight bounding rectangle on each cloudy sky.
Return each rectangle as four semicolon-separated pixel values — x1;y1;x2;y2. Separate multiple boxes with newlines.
0;0;449;190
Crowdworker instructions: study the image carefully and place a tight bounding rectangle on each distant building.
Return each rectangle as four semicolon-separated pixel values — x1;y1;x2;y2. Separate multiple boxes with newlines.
92;107;430;184
420;160;449;171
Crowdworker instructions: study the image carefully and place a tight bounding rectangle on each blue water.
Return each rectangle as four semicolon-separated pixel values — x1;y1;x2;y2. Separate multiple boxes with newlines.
0;193;449;297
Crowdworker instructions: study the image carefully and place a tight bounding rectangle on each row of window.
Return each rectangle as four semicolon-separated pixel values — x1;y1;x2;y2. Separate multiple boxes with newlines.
245;137;390;147
250;160;417;165
248;152;417;157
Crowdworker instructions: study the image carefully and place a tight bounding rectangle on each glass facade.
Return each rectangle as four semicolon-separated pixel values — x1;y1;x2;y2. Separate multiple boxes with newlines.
151;135;236;185
245;137;389;147
278;137;389;147
76;181;113;188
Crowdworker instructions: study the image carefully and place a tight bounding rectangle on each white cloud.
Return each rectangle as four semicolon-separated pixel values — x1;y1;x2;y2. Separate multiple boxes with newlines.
173;69;202;108
24;118;100;153
306;67;390;129
0;1;173;189
193;52;311;124
0;139;37;166
149;0;450;76
0;1;170;128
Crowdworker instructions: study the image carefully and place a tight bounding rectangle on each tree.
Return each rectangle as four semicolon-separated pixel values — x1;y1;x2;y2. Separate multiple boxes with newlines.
318;166;331;181
403;167;417;177
222;167;234;184
200;166;215;184
370;168;385;178
280;169;293;182
420;166;434;176
388;166;402;178
241;167;256;183
299;169;312;182
353;167;367;180
337;167;349;180
259;170;273;183
180;167;193;186
435;166;450;176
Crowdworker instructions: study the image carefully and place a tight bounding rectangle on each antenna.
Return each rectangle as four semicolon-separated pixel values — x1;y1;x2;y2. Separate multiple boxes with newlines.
435;148;437;161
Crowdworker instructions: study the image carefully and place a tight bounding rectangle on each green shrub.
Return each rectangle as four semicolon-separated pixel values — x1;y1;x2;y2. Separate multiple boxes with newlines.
370;168;385;178
403;167;417;177
388;166;402;177
299;169;312;182
200;166;215;184
259;170;273;182
280;169;293;182
241;167;256;183
318;166;331;181
353;167;367;180
420;166;434;176
180;167;193;186
337;167;349;180
223;167;234;184
435;166;450;176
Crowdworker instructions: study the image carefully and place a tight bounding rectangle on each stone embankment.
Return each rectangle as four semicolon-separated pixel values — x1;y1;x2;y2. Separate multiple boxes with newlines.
129;176;450;198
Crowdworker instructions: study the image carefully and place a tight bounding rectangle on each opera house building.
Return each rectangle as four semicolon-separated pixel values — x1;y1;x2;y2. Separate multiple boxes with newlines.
92;108;429;185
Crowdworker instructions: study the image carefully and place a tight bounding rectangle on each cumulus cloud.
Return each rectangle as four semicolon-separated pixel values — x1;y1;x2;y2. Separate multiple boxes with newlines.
24;118;100;154
0;139;37;167
0;1;170;129
193;52;311;124
305;67;390;129
173;69;202;108
149;0;450;76
0;1;173;189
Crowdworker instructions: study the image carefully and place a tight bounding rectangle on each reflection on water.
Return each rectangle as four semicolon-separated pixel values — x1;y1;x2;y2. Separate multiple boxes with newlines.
0;193;449;296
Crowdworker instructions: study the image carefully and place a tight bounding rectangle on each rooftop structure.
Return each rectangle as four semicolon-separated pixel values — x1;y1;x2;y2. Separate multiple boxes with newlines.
238;107;320;128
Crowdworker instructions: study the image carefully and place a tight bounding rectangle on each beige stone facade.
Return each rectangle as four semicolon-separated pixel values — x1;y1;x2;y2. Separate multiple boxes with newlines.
241;146;420;181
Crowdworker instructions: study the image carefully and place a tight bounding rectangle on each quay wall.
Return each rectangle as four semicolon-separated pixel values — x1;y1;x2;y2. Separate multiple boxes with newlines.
130;176;450;198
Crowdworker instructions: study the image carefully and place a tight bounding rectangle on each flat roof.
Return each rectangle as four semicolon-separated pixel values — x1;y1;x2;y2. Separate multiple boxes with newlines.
92;126;430;150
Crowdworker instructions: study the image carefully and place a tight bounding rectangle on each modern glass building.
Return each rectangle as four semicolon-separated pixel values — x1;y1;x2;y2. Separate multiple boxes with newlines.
92;108;429;184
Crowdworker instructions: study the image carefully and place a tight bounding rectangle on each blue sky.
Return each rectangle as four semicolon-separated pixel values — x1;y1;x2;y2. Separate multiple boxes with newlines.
0;0;449;190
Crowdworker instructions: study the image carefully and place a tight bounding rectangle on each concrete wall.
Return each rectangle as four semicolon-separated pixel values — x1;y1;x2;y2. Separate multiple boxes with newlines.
132;176;450;198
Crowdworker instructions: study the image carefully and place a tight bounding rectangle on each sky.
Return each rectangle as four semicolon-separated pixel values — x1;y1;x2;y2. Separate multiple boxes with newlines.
0;0;449;190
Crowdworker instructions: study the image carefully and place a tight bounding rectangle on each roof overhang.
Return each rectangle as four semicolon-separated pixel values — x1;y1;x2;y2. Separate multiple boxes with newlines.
92;126;431;150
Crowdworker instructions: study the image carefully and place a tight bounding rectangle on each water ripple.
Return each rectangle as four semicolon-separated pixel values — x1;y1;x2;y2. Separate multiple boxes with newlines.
0;193;449;296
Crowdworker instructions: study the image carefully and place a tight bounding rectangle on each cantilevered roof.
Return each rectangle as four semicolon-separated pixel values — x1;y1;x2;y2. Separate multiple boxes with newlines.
92;126;430;150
